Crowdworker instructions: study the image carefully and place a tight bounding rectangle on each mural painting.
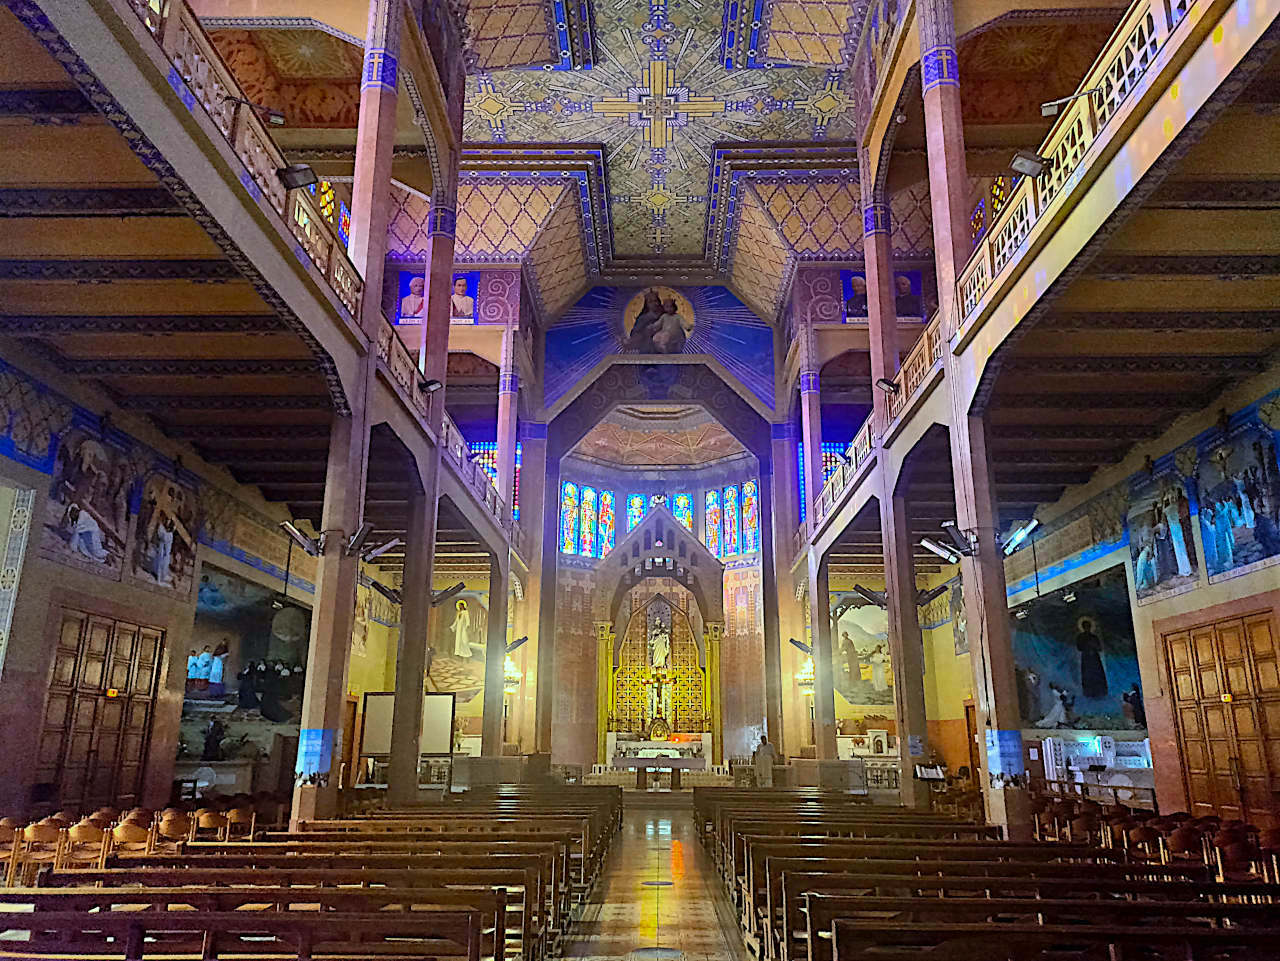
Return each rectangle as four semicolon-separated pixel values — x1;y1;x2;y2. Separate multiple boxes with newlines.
623;287;695;354
179;566;311;765
1195;412;1280;582
1127;469;1198;603
1011;566;1145;731
41;427;136;577
128;468;201;598
427;588;490;706
394;270;481;324
840;269;923;321
833;599;894;706
950;581;969;655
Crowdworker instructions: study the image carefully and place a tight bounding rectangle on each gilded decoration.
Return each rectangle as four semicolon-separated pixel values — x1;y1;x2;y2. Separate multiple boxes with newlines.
730;185;792;319
764;0;857;65
612;588;705;735
466;0;557;70
463;0;858;260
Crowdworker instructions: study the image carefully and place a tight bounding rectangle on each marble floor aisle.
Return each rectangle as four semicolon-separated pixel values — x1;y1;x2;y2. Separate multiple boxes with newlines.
564;799;746;961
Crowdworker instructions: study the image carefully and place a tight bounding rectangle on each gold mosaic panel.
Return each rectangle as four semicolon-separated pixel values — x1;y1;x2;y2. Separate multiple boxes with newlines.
730;186;791;320
612;584;705;734
764;0;856;65
456;182;568;258
467;0;555;69
527;188;588;317
754;181;862;256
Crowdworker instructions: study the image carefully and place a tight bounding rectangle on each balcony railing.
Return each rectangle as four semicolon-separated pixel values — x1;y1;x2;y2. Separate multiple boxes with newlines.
885;313;944;423
956;0;1194;331
127;0;363;316
440;411;514;537
793;413;880;557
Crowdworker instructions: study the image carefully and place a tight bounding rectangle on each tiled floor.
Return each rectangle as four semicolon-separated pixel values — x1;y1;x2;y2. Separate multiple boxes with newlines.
565;799;745;961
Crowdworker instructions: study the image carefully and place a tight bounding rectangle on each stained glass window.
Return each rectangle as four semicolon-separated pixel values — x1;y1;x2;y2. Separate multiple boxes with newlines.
723;485;741;555
309;180;336;223
742;480;760;553
580;487;598;556
598;491;616;555
627;494;645;530
673;493;694;532
704;490;722;557
469;441;521;519
648;493;664;512
560;482;578;554
338;200;351;247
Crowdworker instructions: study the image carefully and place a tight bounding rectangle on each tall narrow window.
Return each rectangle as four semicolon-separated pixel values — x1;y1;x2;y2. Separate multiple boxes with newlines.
704;490;722;557
598;491;616;555
648;493;664;512
673;493;694;532
470;441;522;519
742;480;760;553
560;482;579;554
580;487;598;556
797;441;807;523
338;200;351;247
723;485;741;555
627;494;646;530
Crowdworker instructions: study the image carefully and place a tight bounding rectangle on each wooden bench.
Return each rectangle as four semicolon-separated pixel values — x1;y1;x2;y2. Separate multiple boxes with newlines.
829;916;1280;960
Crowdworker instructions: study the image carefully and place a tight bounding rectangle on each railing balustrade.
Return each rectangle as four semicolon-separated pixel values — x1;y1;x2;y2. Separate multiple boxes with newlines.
885;313;943;423
127;0;363;318
954;0;1194;335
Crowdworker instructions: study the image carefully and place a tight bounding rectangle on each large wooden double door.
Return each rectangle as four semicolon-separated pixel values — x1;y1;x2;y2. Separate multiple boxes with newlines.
36;610;164;811
1165;610;1279;826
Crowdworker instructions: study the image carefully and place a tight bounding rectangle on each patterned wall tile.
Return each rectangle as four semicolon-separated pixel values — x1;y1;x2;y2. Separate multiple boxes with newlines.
753;180;863;256
730;186;791;320
467;0;556;69
764;0;857;65
527;188;588;318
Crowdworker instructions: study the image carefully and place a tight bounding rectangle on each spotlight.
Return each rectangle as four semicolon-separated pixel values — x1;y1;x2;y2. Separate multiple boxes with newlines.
1015;608;1029;620
1040;87;1101;118
1002;518;1039;556
279;520;323;557
851;584;888;608
362;537;404;562
431;581;466;607
277;163;318;190
419;378;443;394
788;637;813;656
507;636;529;654
916;584;948;606
221;95;285;126
370;580;402;605
1062;590;1077;603
875;377;900;395
941;521;976;556
894;111;907;124
345;521;376;557
920;537;961;565
1010;150;1051;179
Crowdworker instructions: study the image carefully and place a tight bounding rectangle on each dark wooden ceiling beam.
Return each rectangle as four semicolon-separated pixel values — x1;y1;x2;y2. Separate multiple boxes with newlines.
994;392;1200;409
1000;355;1268;375
1084;254;1280;278
0;187;185;217
990;424;1161;442
116;395;331;411
0;259;243;281
1022;310;1277;331
58;358;322;377
0;315;285;334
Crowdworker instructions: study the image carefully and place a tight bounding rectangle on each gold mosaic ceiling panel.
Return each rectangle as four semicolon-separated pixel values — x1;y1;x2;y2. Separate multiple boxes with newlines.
753;181;863;256
466;0;556;69
730;186;792;321
527;189;588;317
456;182;569;257
572;416;746;467
764;0;857;65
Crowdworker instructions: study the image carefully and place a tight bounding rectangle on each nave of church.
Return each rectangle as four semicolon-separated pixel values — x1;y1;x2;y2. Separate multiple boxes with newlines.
0;0;1278;952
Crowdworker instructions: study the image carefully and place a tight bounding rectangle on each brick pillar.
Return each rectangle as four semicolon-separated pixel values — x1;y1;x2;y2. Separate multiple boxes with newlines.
418;182;457;429
797;323;825;515
772;423;805;758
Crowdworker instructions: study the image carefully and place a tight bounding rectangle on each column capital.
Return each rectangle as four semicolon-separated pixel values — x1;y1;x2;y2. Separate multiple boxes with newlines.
921;44;960;92
798;369;820;395
499;370;519;395
863;202;891;236
362;48;398;90
428;203;457;238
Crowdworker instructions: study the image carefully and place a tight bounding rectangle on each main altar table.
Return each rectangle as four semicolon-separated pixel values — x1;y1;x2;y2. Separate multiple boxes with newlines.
611;755;706;789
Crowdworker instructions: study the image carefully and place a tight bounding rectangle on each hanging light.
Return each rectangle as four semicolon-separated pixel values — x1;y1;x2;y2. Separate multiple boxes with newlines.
503;655;522;694
796;655;816;698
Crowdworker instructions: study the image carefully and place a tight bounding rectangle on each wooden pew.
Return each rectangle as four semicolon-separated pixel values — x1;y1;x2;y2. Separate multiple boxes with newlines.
805;892;1280;961
0;907;483;960
829;916;1280;960
778;871;1280;961
41;865;542;961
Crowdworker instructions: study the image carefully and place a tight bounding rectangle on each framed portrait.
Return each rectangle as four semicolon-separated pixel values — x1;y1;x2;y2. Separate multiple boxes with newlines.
450;271;479;324
840;269;868;322
394;269;425;324
839;268;926;320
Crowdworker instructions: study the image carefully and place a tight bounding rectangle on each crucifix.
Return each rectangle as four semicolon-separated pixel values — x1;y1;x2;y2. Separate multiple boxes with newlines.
643;672;673;732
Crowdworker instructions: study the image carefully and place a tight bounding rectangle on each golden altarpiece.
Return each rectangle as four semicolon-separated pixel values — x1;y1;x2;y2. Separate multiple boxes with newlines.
592;507;725;766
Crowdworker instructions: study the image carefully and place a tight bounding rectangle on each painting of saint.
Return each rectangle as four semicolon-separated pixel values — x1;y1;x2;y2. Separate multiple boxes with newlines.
622;287;695;354
130;471;199;597
426;589;489;705
831;597;894;706
41;429;135;576
1196;419;1280;582
1127;472;1198;602
842;271;868;320
398;275;425;321
450;274;477;323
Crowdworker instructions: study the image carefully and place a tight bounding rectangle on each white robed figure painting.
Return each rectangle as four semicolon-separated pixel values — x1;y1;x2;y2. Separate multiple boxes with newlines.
451;599;473;657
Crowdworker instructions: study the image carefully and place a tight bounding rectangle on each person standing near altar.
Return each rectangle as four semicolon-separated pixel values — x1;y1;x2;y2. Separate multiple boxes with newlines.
753;734;776;788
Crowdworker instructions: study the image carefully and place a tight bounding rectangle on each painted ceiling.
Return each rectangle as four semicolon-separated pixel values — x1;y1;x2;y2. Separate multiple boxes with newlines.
569;404;748;467
462;0;862;277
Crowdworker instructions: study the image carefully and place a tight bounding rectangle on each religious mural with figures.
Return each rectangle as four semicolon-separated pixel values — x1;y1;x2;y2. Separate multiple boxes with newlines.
544;286;774;410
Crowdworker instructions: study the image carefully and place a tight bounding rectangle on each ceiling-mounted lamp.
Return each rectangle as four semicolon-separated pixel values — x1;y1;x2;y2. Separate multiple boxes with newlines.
916;584;949;606
1001;518;1039;556
788;637;813;656
280;520;323;557
941;521;977;556
1010;149;1051;179
920;537;961;565
344;521;375;557
1040;87;1102;117
369;580;403;605
875;378;900;395
277;163;318;190
362;537;404;562
851;584;888;608
431;582;466;607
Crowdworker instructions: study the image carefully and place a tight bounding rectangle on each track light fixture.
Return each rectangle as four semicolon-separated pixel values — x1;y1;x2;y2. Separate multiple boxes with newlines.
507;636;529;654
941;521;977;556
277;163;318;190
916;584;949;606
788;637;813;656
851;584;888;608
919;537;961;565
221;94;286;126
419;378;443;394
1040;87;1101;117
1010;149;1051;178
431;582;467;607
279;520;323;557
875;377;900;395
1001;518;1039;556
362;537;404;562
345;521;375;557
369;580;402;605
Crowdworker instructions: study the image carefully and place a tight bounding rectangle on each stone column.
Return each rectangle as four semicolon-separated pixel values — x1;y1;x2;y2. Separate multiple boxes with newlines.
806;552;838;760
418;181;458;429
482;552;511;756
797;325;825;515
757;470;784;755
859;157;900;403
533;434;558;753
291;382;371;823
388;481;438;804
949;410;1032;836
347;0;402;335
771;423;805;759
706;622;724;765
880;492;930;806
496;324;519;511
516;423;547;751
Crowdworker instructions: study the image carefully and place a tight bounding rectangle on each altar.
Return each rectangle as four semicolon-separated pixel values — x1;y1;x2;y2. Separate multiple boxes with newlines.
611;754;706;789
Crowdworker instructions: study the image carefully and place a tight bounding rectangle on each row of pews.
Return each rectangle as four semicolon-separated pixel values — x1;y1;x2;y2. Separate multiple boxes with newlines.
694;787;1280;961
0;785;621;961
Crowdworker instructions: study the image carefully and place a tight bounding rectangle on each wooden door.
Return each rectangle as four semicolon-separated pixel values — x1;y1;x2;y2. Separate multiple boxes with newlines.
1165;610;1279;826
36;609;165;812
